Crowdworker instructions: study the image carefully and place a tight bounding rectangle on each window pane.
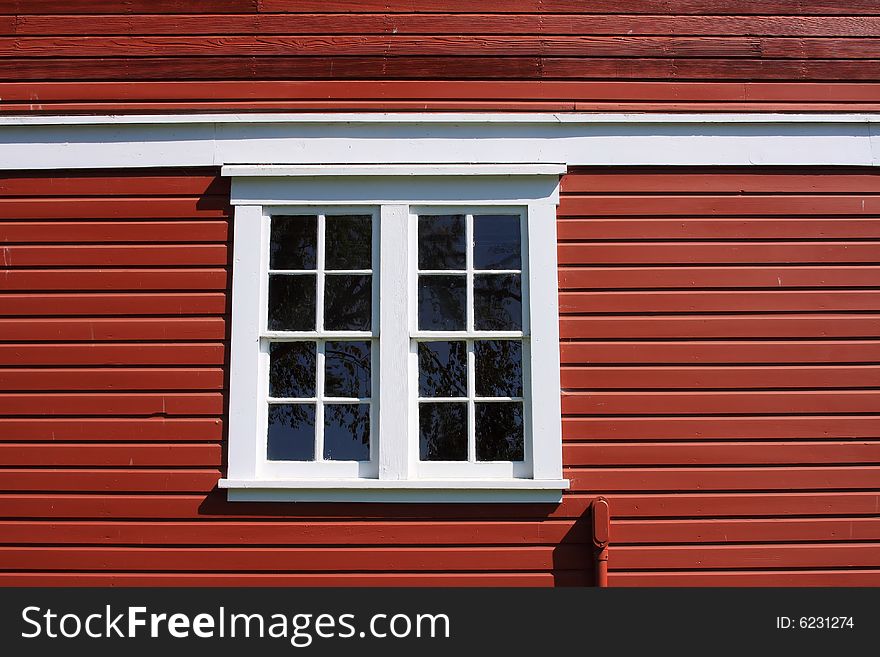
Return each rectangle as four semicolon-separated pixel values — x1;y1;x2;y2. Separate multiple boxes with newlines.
268;274;316;331
474;273;522;331
418;341;467;398
269;341;316;398
270;215;317;270
475;340;523;397
324;274;372;331
326;214;372;270
325;341;371;398
324;403;371;461
419;402;468;461
476;402;524;461
418;214;466;270
474;214;521;270
418;275;466;330
267;403;315;461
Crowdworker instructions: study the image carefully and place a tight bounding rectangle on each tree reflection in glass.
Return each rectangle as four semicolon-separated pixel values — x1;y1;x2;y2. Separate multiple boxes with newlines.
324;274;372;331
324;403;370;461
418;275;466;330
418;341;467;398
475;340;522;397
267;403;315;461
269;341;316;398
418;214;466;270
474;273;521;330
419;402;468;461
325;341;371;398
476;402;524;461
270;215;317;270
325;215;371;270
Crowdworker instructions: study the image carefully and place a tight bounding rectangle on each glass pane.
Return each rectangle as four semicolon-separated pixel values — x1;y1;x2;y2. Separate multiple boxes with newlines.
474;273;522;331
325;341;371;398
324;274;372;331
418;341;467;398
324;403;371;461
267;403;315;461
418;275;466;331
474;214;521;270
268;274;316;331
419;402;468;461
269;341;316;398
325;215;372;270
475;340;523;397
270;215;317;270
418;214;466;270
476;402;524;461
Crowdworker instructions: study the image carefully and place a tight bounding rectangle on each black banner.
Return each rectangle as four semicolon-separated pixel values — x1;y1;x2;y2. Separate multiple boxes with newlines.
0;588;874;656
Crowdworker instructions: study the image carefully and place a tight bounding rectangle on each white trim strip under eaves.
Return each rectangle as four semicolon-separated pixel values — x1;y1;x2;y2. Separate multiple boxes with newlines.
0;112;878;169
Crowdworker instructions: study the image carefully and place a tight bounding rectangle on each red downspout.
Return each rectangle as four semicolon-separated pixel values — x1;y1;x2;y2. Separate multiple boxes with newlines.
591;497;610;588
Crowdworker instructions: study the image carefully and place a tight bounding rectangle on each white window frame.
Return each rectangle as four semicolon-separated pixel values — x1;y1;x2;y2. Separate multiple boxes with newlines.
219;164;568;502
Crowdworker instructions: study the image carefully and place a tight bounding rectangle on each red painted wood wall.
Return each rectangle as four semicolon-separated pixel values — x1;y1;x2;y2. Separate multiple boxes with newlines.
2;1;880;113
1;166;878;586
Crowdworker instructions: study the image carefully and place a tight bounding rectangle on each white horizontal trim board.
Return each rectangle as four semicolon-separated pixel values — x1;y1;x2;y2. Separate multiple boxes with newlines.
0;113;877;169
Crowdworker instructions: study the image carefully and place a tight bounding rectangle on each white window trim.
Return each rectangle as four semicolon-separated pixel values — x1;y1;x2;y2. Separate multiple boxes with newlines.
219;163;568;503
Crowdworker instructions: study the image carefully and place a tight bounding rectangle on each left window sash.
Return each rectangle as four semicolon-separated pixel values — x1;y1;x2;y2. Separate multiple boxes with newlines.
229;206;380;481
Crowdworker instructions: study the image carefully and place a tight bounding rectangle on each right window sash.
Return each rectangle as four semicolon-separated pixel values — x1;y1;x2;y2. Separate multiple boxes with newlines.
410;208;533;479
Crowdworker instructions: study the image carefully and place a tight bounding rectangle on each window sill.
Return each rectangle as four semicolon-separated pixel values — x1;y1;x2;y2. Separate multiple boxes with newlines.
218;478;569;503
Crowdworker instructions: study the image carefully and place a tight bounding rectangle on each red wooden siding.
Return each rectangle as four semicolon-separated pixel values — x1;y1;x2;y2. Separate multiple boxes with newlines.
559;166;880;586
0;168;593;587
2;2;880;113
2;166;879;587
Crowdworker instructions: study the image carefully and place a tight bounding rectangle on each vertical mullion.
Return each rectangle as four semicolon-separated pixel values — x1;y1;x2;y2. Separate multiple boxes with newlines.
315;214;326;463
316;339;325;462
467;338;476;463
317;213;326;333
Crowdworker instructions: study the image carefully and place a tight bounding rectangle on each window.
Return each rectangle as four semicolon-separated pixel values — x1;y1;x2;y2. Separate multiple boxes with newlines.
221;164;567;502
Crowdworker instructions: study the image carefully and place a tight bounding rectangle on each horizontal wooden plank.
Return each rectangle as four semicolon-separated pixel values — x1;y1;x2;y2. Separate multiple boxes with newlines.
610;543;880;569
0;343;225;366
0;318;226;341
0;443;221;466
0;293;227;316
610;570;880;587
0;269;228;291
8;56;880;82
10;14;880;38
0;519;585;545
558;242;880;265
562;416;880;440
0;245;228;266
560;290;880;313
0;221;228;243
3;491;877;520
0;198;228;219
0;545;587;571
0;468;220;492
557;218;880;240
256;1;880;16
0;1;258;14
12;35;880;59
563;390;880;415
16;100;880;113
563;441;880;466
0;172;227;197
0;393;223;416
7;81;880;103
613;517;880;543
560;340;880;364
558;266;880;289
562;365;880;389
559;195;880;216
0;572;572;587
567;466;880;492
0;418;222;441
0;368;224;391
562;170;880;193
559;314;880;339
